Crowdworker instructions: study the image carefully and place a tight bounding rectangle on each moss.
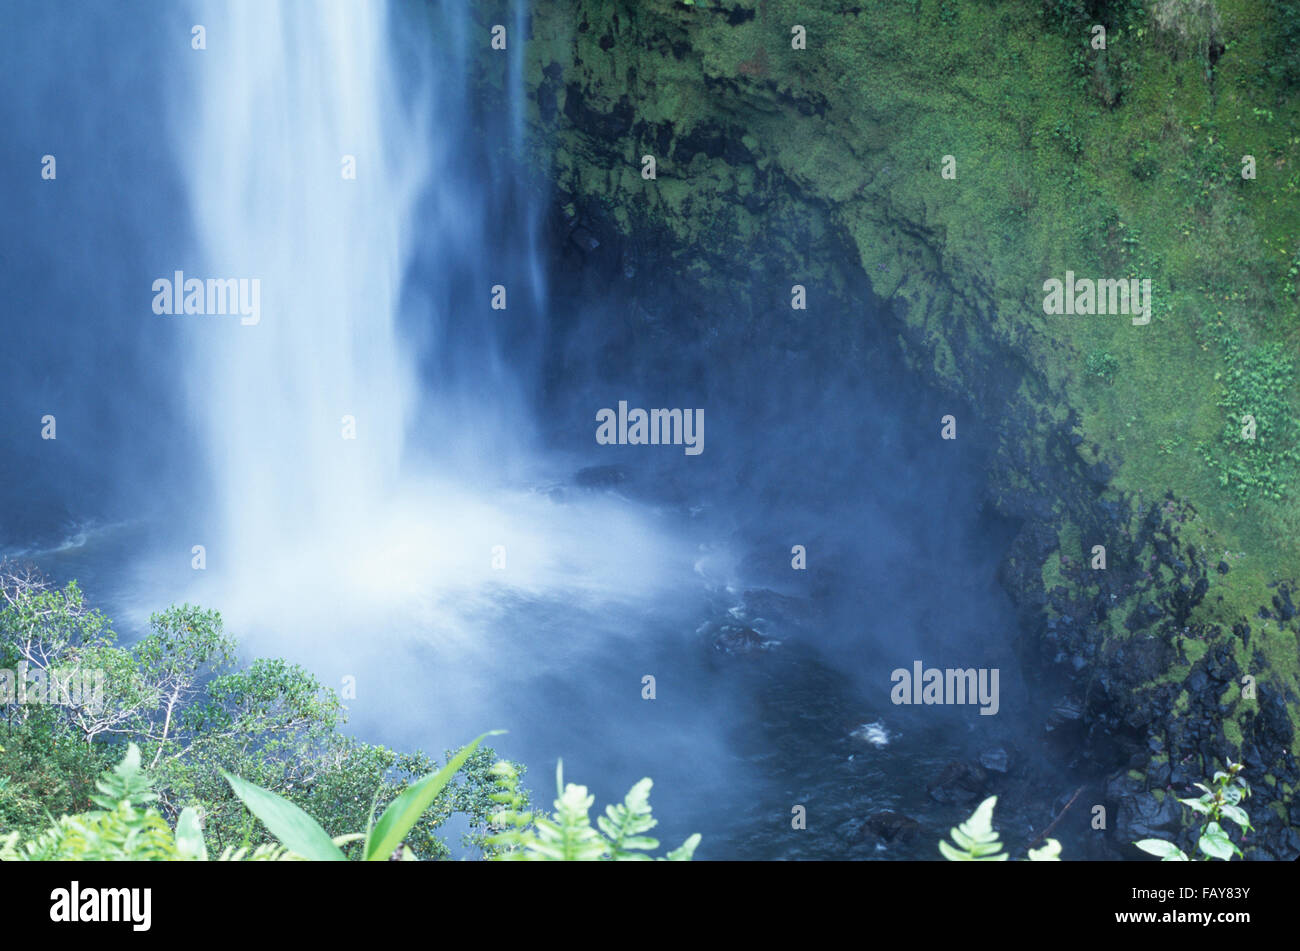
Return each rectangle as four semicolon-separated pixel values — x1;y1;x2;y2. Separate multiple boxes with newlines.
519;0;1300;791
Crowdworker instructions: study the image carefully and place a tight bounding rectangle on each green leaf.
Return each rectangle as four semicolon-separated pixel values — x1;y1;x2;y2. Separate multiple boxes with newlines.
221;770;344;861
939;839;970;861
664;833;701;861
364;731;502;861
1027;838;1062;861
940;796;1006;860
1197;822;1240;861
1219;804;1251;831
174;807;207;861
1134;838;1188;861
1177;796;1213;815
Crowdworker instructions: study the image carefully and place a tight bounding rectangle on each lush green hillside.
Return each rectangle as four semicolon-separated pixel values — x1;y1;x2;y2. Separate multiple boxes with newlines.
512;0;1300;854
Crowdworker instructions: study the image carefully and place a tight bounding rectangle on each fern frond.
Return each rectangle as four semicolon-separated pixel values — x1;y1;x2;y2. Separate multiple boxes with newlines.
940;796;1007;861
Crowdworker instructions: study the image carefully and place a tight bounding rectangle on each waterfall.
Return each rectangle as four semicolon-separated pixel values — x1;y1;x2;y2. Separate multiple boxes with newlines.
169;0;684;661
177;1;427;561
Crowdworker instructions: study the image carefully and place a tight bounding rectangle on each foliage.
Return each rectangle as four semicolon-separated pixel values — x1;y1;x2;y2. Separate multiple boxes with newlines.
1263;0;1300;90
1085;348;1120;384
486;760;700;861
1198;342;1300;504
2;739;693;864
939;796;1061;861
1;744;186;861
218;732;500;860
0;564;519;859
1134;761;1252;861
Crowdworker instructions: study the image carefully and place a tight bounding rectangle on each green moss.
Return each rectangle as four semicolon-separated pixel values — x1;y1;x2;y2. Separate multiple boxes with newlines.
520;0;1300;754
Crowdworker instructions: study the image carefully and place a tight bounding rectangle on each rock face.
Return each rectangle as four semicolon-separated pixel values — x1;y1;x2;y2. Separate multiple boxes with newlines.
863;810;921;844
1109;773;1182;845
698;591;786;656
927;760;988;806
497;1;1300;857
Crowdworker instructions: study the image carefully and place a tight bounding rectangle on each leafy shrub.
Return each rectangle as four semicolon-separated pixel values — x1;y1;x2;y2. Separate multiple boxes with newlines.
2;739;699;863
1199;343;1300;504
0;565;516;858
1263;0;1300;90
1134;761;1251;861
1;745;189;860
1085;348;1120;384
485;760;700;861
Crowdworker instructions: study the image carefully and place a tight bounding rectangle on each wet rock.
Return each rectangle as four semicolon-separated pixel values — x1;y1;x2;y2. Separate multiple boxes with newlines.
1046;696;1083;732
863;810;920;843
1169;762;1191;787
1271;586;1296;621
710;624;774;655
1147;759;1171;786
1109;773;1181;844
927;760;987;805
979;747;1010;773
1278;829;1300;861
1204;643;1237;682
569;225;600;253
699;605;779;656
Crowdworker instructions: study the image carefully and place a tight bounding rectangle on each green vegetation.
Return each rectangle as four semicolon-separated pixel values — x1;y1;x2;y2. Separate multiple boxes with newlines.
0;564;700;861
517;0;1300;807
525;0;1300;613
1198;340;1300;502
485;760;700;860
0;564;518;859
1134;760;1252;860
939;796;1062;861
1;740;700;862
1085;348;1122;384
2;744;194;861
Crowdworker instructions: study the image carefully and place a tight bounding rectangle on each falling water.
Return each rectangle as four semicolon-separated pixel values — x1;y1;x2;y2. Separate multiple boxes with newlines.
165;0;690;672
177;1;425;557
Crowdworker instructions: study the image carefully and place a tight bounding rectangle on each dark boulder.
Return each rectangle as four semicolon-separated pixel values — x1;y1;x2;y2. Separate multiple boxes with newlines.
927;760;987;805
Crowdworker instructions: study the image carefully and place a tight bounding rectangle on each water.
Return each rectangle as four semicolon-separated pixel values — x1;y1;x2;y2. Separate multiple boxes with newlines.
0;0;1094;859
